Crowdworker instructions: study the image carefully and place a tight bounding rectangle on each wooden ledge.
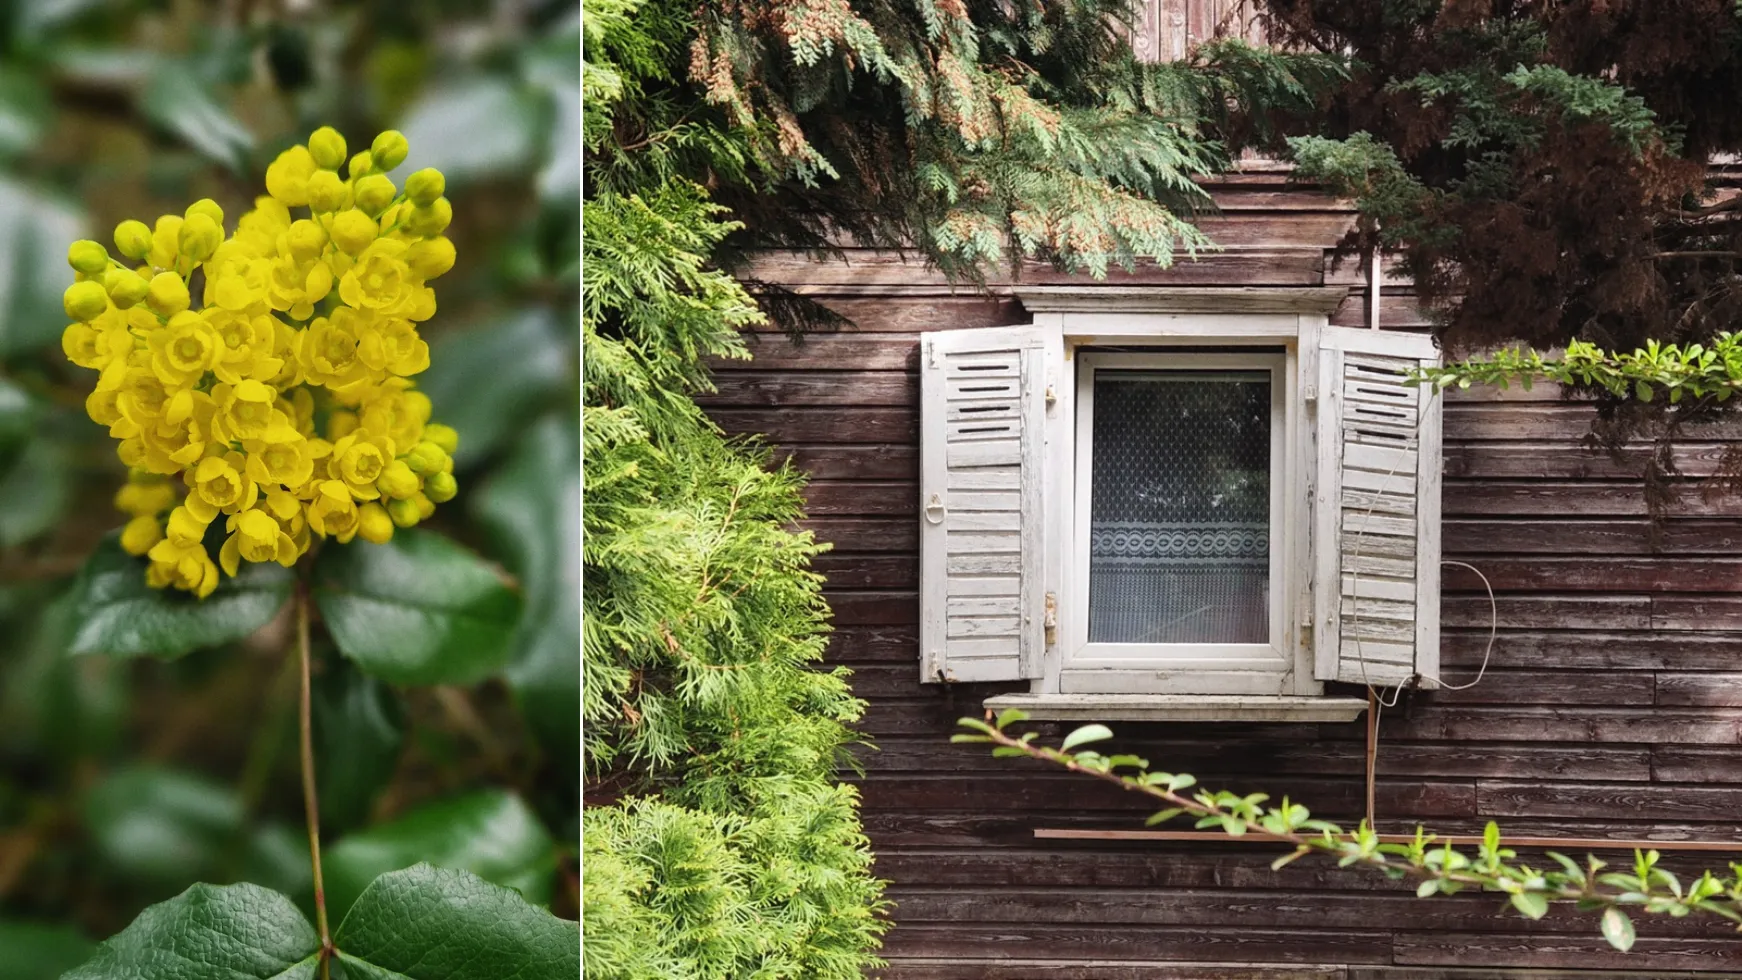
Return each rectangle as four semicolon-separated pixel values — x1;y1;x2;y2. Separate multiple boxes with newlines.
982;693;1370;724
1012;285;1350;315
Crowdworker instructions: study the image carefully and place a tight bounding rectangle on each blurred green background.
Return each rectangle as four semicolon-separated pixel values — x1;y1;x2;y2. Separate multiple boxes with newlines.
0;1;579;971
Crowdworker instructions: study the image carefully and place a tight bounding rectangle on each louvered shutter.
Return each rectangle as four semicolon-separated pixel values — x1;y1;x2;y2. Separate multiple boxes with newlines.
1313;327;1443;688
918;326;1049;683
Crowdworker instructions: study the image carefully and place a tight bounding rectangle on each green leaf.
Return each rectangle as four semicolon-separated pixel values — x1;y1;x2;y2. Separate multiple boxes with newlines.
334;864;576;979
312;529;522;685
140;60;254;171
0;920;94;980
0;177;83;357
1601;906;1636;952
313;662;405;831
471;415;579;768
1509;891;1549;920
396;78;544;184
0;588;122;763
82;767;243;888
416;309;571;467
67;534;293;659
0;436;68;547
1061;723;1113;752
324;790;555;921
62;882;317;979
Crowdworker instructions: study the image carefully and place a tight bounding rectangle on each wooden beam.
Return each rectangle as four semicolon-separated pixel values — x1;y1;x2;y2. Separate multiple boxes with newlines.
1033;828;1742;853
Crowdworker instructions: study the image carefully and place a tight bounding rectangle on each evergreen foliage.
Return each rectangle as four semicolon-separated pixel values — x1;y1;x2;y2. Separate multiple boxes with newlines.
583;2;1346;975
1267;0;1742;354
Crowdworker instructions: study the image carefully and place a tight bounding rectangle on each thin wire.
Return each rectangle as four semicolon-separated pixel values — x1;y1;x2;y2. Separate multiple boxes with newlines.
1343;380;1499;706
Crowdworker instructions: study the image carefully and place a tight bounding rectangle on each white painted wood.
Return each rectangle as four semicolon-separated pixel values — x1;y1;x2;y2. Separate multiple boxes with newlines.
1312;326;1443;688
1014;286;1350;314
982;693;1371;724
919;325;1052;683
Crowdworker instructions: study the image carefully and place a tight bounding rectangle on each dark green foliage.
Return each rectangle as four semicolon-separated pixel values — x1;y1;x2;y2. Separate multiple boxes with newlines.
312;530;523;687
67;535;293;659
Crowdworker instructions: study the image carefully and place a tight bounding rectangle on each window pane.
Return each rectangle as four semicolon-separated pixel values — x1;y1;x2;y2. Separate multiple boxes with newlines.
1088;370;1270;644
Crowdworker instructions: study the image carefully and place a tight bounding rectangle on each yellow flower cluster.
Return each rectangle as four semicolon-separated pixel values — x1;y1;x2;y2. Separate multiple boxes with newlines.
64;127;461;598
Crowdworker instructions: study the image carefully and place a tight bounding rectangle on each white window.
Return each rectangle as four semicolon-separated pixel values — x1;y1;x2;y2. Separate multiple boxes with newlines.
917;288;1444;722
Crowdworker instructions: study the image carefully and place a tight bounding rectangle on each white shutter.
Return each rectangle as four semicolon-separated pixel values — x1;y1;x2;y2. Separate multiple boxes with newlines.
918;326;1049;683
1313;327;1443;688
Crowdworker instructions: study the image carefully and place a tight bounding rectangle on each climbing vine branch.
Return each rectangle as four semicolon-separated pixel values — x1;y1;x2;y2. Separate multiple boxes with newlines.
1414;335;1742;405
956;711;1742;951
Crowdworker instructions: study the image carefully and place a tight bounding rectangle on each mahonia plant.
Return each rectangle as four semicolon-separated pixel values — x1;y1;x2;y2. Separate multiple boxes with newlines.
61;126;460;597
958;712;1742;952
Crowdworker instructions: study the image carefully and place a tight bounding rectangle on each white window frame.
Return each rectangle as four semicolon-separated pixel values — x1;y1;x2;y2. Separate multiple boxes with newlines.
1026;291;1341;702
1067;351;1289;677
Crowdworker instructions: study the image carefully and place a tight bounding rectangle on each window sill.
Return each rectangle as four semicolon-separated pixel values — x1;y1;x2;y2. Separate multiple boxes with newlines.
981;693;1370;724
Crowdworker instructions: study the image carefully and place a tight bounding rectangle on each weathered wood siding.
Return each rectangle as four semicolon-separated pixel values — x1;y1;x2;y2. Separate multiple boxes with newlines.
704;173;1742;978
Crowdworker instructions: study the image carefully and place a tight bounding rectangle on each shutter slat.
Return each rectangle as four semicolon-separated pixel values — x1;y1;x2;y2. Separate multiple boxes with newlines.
921;326;1049;683
1315;327;1443;688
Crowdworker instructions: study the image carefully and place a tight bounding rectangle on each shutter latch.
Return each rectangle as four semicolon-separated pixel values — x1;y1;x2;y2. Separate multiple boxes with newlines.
924;493;946;524
1043;592;1057;646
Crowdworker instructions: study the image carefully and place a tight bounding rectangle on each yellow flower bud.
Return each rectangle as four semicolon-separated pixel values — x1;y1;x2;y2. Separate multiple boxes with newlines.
265;145;318;207
370;130;410;171
287;219;327;259
406;236;456;279
146;272;191;315
330;209;378;255
403;441;448;475
376;459;420;499
309;126;348;170
411;491;435;520
327;410;360;440
63;281;109;322
403;198;452;237
120;515;164;556
165;505;210;547
424;470;456;503
114;219;153;260
386;495;422;528
307;170;348;213
423;423;459;453
404;168;445;206
68;240;110;275
178;213;223;261
184;198;224;228
357;502;394;544
104;268;150;309
354;173;396;216
348;150;375;179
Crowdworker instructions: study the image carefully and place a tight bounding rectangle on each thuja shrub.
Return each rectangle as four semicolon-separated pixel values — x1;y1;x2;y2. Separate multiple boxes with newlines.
52;128;578;979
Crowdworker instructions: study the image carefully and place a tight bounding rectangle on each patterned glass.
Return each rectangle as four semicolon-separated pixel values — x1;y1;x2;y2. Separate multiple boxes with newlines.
1088;370;1271;644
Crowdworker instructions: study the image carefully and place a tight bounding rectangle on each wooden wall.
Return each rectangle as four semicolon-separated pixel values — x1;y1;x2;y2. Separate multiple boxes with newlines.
703;173;1742;978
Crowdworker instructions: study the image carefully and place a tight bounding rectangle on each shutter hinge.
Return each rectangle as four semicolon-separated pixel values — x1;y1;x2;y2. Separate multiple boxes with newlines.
1044;383;1057;406
1304;383;1318;403
925;337;938;369
1044;592;1058;646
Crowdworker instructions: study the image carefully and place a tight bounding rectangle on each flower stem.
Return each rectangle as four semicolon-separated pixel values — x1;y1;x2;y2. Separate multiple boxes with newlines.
296;582;333;976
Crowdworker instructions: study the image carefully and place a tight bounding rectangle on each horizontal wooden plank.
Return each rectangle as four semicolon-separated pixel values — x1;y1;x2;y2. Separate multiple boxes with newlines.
777;444;918;480
1445;403;1742;441
878;923;1393;965
1441;596;1650;631
852;736;1651;782
814;554;917;587
1444;519;1742;555
1439;632;1742;671
1443;481;1742;517
720;333;919;370
740;295;1024;333
882;887;1737;937
1391;931;1742;971
1422;669;1653;706
1478;780;1742;822
711;407;916;443
1650;595;1742;630
877;959;1346;980
805;518;917;552
827;625;917;662
1443;558;1742;593
1655;673;1742;707
700;371;915;407
855;773;1477;819
826;591;918;625
805;481;916;516
1443;443;1737;479
1651;746;1742;784
745;249;1329;289
1377;706;1742;744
